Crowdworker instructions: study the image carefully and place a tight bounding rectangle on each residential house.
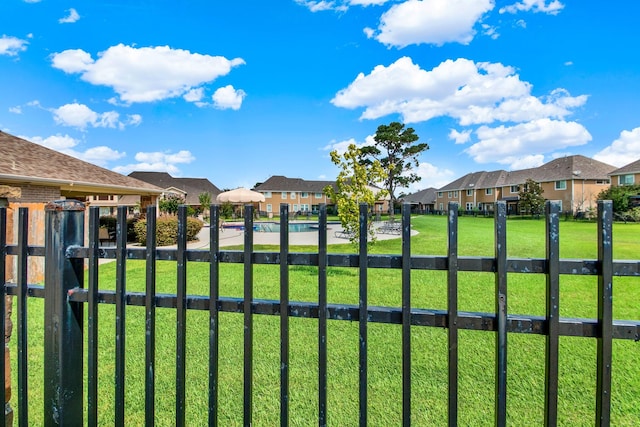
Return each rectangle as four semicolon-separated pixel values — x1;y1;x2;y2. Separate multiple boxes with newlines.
253;175;391;216
402;187;437;213
111;171;222;213
435;155;615;214
0;131;163;282
609;159;640;187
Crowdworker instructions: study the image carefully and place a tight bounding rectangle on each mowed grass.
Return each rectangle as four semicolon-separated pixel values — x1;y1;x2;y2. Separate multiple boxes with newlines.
11;215;640;425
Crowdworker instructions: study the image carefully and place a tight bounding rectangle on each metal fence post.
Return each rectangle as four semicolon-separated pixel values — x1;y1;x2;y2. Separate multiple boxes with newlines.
44;200;85;425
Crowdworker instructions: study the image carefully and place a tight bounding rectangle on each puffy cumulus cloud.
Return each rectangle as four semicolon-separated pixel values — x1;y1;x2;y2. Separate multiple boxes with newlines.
449;129;472;144
509;154;545;169
408;161;456;191
51;44;245;103
59;8;80;24
25;134;126;167
51;103;142;130
0;35;28;56
323;135;375;155
9;106;22;114
500;0;564;15
371;0;495;48
465;118;591;167
593;127;640;167
183;87;204;102
112;150;195;176
212;85;246;110
332;57;586;125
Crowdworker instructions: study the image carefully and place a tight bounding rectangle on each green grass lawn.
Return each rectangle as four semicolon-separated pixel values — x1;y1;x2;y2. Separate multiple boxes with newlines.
11;215;640;425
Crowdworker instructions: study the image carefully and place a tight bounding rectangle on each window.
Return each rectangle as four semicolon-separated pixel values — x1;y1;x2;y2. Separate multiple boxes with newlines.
595;179;610;185
437;191;443;198
466;202;473;210
315;192;323;198
466;189;473;196
439;203;443;210
447;191;452;198
510;185;519;193
555;180;567;190
266;204;272;212
619;174;635;185
453;191;458;198
264;191;272;198
485;188;493;195
290;192;297;199
281;192;287;199
301;192;309;198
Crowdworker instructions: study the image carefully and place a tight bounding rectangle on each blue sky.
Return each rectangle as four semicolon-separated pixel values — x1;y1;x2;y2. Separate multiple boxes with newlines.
2;0;640;192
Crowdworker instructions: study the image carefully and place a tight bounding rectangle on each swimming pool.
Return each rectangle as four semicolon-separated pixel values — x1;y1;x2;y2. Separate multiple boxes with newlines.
223;222;335;233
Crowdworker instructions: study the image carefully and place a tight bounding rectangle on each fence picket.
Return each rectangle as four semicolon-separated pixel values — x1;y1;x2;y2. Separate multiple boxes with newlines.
402;203;412;427
544;201;560;426
17;208;28;427
176;206;188;427
447;202;459;427
87;207;100;427
0;208;6;427
115;205;128;427
145;206;157;427
318;204;328;427
494;201;508;426
243;205;254;426
358;203;368;427
280;204;290;427
209;204;220;426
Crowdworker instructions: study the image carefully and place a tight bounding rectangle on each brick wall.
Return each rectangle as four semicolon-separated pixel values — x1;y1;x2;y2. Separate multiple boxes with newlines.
8;184;60;203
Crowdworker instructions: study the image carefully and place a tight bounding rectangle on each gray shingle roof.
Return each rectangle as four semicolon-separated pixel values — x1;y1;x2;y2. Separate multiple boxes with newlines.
128;171;221;205
254;175;334;193
402;187;437;205
439;155;616;191
609;159;640;175
0;131;162;194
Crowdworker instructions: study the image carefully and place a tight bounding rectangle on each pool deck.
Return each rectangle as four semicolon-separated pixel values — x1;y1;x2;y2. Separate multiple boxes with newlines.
187;220;417;248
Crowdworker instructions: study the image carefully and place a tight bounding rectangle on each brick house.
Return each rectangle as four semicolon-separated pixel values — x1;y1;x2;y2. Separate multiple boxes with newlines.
0;131;162;283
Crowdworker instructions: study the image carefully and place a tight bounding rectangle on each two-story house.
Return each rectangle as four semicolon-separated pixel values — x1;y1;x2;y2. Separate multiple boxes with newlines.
254;175;390;216
609;159;640;187
435;155;616;214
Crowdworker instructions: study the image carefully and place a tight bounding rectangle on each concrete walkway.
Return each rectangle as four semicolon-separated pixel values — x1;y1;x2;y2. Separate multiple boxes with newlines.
187;220;417;248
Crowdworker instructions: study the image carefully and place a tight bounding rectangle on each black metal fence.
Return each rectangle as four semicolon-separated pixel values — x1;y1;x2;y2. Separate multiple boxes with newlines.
1;200;639;426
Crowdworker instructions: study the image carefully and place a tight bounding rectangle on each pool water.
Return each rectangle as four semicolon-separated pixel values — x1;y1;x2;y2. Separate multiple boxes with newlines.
223;222;333;233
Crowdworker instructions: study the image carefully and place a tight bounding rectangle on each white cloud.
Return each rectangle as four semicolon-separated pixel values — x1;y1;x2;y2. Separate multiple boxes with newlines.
25;134;126;167
212;85;246;110
332;57;587;125
481;23;499;39
500;0;564;15
593;127;640;167
509;154;545;169
112;150;195;176
59;8;80;24
51;102;142;130
9;106;22;114
23;0;42;3
323;135;375;155
465;118;591;167
294;0;348;12
371;0;495;48
449;129;472;144
408;161;456;191
51;44;245;103
184;87;204;102
0;35;28;56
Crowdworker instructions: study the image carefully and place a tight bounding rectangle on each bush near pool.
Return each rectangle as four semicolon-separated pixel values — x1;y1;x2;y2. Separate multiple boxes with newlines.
134;216;203;246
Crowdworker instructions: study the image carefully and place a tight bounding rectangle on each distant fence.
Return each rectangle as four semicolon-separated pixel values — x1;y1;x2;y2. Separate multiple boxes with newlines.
1;200;639;426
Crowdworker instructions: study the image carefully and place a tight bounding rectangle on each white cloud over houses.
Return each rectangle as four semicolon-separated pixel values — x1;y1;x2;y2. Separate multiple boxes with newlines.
368;0;495;47
499;0;564;15
212;85;246;110
593;127;640;167
51;44;245;103
112;150;195;176
0;35;28;56
333;56;591;169
59;8;80;24
51;103;142;130
409;161;456;191
25;134;126;167
466;118;591;166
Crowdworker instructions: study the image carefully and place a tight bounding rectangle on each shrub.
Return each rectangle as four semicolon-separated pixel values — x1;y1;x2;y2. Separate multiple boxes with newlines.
100;216;140;242
134;216;203;246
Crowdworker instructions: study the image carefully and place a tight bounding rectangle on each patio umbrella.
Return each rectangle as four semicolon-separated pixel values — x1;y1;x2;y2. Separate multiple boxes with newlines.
216;187;265;203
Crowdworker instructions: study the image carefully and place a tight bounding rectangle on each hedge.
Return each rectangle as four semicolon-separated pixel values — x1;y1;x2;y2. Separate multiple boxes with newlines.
134;216;203;246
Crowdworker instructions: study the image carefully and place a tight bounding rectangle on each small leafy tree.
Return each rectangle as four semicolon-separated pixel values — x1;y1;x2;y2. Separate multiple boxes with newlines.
324;144;387;243
159;194;185;215
597;184;640;213
359;122;429;217
518;179;545;216
199;192;212;218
